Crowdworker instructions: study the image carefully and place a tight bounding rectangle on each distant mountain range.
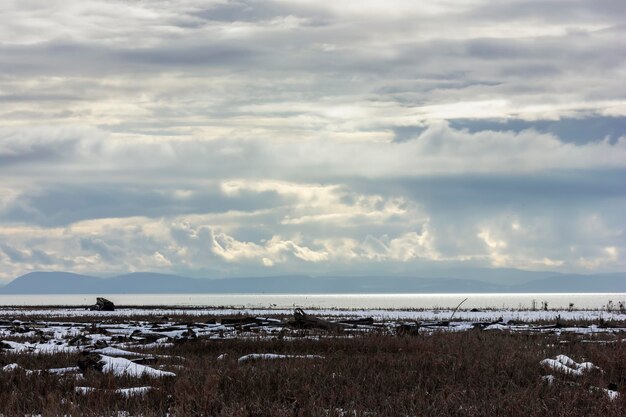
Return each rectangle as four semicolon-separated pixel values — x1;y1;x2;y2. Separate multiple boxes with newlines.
0;270;625;294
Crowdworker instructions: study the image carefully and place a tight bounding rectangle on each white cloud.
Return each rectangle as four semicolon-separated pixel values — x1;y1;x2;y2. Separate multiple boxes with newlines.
361;230;440;262
3;123;626;182
0;1;624;280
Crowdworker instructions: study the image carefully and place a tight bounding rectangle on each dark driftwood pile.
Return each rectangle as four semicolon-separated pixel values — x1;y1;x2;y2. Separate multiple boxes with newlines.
286;309;507;334
290;308;344;331
89;297;115;311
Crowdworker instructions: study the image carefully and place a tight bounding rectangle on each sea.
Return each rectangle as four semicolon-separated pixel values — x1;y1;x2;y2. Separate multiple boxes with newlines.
1;293;625;310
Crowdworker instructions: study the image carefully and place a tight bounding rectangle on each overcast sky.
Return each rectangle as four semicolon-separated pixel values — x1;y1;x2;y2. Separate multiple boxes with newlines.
0;0;625;281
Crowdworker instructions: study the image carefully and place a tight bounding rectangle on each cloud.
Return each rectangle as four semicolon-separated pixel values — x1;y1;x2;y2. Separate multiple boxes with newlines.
0;126;103;166
211;232;329;264
1;1;625;130
0;123;624;280
1;182;287;227
449;116;626;145
2;123;626;182
0;1;624;280
0;172;623;281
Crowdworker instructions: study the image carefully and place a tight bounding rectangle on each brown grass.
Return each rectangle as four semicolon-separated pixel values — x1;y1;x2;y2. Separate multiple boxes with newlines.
1;329;626;416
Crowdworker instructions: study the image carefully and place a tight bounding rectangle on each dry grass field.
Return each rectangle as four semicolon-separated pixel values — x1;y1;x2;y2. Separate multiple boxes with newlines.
1;311;625;416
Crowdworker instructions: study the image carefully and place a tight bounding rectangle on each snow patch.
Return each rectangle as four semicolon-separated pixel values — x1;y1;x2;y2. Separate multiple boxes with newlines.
0;340;78;354
99;355;175;378
1;363;22;372
238;353;324;364
75;386;154;397
48;366;81;375
93;347;145;357
540;355;601;376
603;388;620;401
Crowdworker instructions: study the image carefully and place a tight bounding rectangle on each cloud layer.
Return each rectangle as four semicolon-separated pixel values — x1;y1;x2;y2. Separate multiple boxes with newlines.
0;0;624;281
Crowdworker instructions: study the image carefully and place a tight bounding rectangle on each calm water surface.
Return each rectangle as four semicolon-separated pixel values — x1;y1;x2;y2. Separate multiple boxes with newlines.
1;293;625;310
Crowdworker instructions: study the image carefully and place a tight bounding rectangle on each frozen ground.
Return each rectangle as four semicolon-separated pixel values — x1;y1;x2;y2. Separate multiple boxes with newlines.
1;307;626;352
1;307;624;417
1;306;626;322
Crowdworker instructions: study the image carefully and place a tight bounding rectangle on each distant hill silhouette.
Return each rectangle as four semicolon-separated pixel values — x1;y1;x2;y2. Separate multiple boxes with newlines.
0;270;625;294
1;272;107;294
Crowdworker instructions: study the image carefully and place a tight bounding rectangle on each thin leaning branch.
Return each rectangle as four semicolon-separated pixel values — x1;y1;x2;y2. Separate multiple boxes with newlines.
449;298;469;322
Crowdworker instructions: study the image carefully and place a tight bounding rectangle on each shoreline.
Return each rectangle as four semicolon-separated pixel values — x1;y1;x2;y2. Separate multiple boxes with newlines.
1;292;625;311
2;305;626;324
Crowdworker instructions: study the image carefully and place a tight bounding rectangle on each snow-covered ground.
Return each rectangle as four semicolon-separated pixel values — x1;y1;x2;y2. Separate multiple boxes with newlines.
99;355;175;378
1;306;625;322
1;307;624;417
540;354;619;401
1;307;625;386
238;353;324;363
1;308;625;357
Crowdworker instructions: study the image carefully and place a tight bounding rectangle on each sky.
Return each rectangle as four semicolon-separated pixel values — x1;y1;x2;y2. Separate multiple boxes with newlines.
0;0;625;282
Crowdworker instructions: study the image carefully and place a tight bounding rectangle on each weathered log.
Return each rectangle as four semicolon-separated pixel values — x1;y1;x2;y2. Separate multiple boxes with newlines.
11;325;32;334
180;329;197;339
86;325;110;335
397;323;420;336
129;357;158;365
289;308;343;331
336;317;375;326
420;321;450;328
93;339;108;349
77;352;104;374
68;335;91;346
532;323;563;330
221;316;283;328
131;331;167;342
89;297;115;311
471;319;504;329
221;316;260;326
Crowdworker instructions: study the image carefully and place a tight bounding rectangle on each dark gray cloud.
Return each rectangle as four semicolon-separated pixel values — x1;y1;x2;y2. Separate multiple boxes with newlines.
79;237;124;263
1;184;288;227
0;126;98;166
0;41;258;76
351;170;626;210
0;244;28;263
0;243;55;266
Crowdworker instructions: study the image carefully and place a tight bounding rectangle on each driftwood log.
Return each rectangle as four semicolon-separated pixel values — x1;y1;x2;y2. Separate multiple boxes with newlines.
220;317;259;326
68;335;91;346
77;352;104;374
220;316;284;329
471;319;504;329
290;308;343;331
89;297;115;311
336;317;375;326
397;323;420;336
421;321;450;328
129;357;158;365
93;339;108;349
130;331;167;343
